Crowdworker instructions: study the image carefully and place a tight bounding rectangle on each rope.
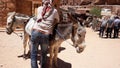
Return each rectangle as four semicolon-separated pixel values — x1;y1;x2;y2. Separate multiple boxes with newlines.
13;31;23;40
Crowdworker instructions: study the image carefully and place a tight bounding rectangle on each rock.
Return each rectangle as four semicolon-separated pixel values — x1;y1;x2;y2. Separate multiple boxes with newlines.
0;0;16;27
106;0;118;5
6;2;16;11
94;0;105;5
80;0;92;5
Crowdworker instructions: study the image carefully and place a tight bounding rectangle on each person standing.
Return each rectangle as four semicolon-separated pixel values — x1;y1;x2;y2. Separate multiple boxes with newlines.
113;16;120;38
99;16;108;37
106;17;114;38
30;0;59;68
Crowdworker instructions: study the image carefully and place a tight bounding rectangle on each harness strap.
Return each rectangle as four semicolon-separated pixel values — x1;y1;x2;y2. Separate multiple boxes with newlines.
55;29;73;46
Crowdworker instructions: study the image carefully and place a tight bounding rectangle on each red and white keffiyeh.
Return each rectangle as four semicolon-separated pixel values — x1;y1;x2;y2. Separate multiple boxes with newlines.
37;0;53;22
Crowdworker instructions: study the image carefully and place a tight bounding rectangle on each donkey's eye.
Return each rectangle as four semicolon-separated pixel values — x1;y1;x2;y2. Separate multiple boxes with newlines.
78;29;81;31
78;34;81;37
74;27;77;30
8;23;11;25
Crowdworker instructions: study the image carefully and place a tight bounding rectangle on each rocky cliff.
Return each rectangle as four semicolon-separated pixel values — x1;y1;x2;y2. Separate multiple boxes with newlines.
0;0;120;27
94;0;120;5
79;0;120;5
0;0;37;27
0;0;16;26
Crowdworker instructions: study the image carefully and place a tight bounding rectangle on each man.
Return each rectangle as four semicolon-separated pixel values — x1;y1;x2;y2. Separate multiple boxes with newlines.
30;0;59;68
113;16;120;38
106;17;114;38
99;16;108;37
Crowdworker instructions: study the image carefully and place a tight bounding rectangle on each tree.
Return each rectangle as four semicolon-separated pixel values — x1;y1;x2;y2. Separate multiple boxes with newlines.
90;7;101;17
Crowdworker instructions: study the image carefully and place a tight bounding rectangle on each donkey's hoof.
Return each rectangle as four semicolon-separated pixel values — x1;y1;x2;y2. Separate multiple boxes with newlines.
53;62;58;68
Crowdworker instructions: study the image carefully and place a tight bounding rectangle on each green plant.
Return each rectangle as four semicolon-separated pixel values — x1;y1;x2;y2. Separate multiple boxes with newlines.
90;7;101;17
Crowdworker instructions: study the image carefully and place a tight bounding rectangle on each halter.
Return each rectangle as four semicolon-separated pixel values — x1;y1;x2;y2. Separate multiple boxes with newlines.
11;16;28;39
6;13;30;39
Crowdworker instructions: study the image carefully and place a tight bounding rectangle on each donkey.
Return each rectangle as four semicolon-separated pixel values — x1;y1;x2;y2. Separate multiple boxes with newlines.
6;10;86;68
6;12;30;58
48;10;86;68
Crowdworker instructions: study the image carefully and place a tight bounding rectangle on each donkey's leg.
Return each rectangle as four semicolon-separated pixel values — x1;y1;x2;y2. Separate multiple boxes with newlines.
49;45;54;68
26;36;31;58
53;46;59;68
53;41;62;68
23;32;29;59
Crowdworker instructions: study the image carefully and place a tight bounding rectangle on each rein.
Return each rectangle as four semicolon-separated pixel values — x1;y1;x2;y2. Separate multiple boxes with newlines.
13;31;23;40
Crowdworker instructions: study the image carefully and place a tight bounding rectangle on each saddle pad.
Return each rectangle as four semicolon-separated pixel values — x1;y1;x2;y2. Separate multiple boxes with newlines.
25;18;35;35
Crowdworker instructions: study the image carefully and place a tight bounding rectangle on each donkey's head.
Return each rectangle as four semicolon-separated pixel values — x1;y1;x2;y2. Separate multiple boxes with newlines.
6;12;16;35
67;12;86;53
6;12;30;35
72;22;86;53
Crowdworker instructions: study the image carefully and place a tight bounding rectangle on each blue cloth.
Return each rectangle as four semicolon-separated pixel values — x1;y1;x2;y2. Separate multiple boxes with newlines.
114;19;120;27
101;20;108;27
107;19;114;28
31;30;50;68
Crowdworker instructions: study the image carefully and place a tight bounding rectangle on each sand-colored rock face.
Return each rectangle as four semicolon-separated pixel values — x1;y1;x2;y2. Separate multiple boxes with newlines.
0;0;120;27
0;0;16;26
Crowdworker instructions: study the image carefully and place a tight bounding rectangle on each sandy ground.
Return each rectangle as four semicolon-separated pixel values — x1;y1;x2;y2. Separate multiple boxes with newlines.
0;28;120;68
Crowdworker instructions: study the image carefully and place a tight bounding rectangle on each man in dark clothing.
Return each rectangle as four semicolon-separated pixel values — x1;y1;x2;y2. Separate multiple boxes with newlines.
106;19;114;38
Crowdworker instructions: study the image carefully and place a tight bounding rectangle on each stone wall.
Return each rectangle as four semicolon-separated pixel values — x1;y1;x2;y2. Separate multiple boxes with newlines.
61;0;120;5
94;0;120;5
0;0;34;27
0;0;120;27
0;0;16;27
16;0;32;16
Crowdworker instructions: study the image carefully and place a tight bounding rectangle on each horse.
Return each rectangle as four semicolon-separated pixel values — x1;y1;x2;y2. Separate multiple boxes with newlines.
6;12;31;58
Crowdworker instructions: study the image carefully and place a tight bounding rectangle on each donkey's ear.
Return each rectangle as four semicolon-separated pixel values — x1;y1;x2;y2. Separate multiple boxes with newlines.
7;11;16;17
12;12;16;16
10;12;16;19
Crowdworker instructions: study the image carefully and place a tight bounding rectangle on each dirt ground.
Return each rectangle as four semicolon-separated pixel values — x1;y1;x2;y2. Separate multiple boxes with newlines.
0;28;120;68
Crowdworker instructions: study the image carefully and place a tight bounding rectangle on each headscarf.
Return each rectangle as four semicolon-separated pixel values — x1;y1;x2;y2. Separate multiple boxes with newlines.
42;0;53;5
42;0;53;18
37;0;53;22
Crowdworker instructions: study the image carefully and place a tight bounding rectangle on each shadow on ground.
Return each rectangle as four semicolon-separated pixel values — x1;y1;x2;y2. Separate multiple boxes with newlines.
18;47;71;68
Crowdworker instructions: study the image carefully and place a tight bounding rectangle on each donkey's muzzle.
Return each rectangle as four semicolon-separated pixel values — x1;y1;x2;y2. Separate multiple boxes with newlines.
6;27;13;35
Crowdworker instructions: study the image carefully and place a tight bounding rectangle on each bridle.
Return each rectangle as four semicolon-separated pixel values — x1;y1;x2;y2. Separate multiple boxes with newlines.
6;16;15;34
6;15;23;39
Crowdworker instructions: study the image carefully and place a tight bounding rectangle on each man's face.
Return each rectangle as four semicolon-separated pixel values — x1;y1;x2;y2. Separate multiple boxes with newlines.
44;0;50;5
